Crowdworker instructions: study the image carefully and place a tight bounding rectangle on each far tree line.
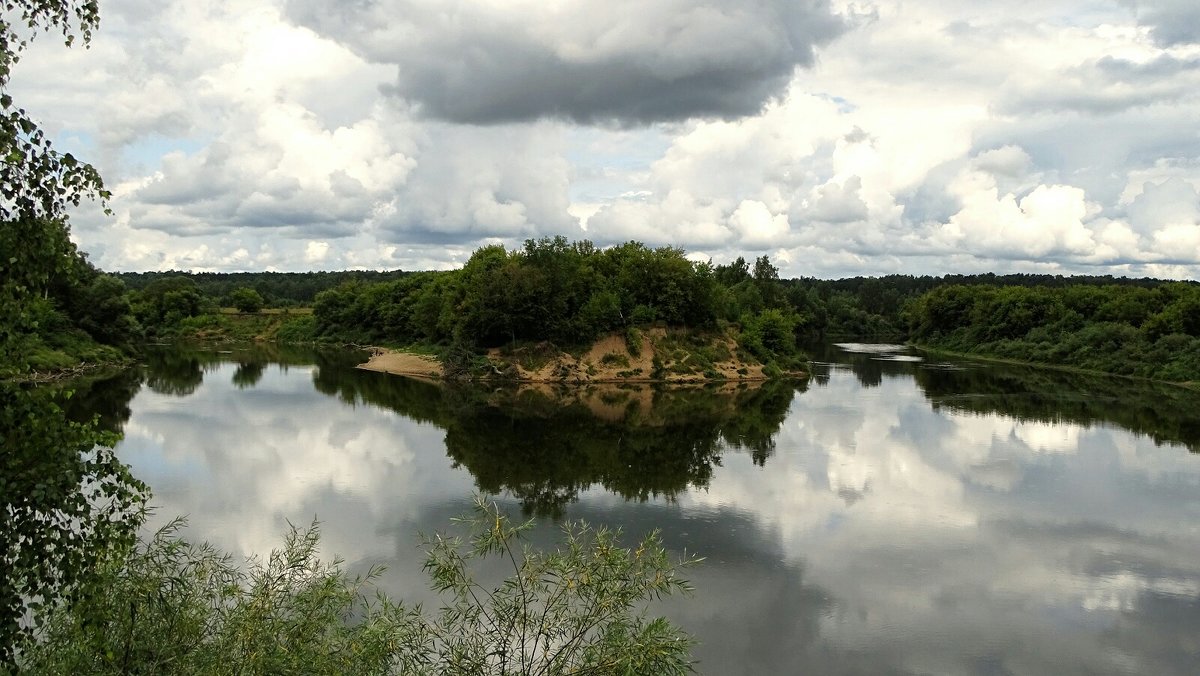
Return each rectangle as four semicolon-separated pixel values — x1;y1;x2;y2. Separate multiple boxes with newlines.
4;231;1199;382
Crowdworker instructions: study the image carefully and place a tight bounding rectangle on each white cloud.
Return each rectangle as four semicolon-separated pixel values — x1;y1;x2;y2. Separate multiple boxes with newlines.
304;241;330;263
938;175;1097;259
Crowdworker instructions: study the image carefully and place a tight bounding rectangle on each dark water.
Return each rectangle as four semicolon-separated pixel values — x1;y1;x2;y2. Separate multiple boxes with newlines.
81;343;1200;674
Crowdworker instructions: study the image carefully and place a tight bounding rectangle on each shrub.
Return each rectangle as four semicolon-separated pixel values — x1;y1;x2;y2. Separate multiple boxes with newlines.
624;326;643;357
229;287;265;314
600;352;630;368
22;498;699;675
275;315;317;343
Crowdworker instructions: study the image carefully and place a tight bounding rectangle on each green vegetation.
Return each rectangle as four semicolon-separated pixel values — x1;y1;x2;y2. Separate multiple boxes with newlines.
308;237;811;376
0;218;138;379
772;272;1186;340
228;286;265;313
907;283;1200;383
114;269;411;307
311;238;723;347
0;1;133;378
18;498;697;675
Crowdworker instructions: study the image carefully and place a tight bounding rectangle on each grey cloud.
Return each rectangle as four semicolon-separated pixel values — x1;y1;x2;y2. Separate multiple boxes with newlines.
1095;54;1200;80
842;125;872;144
285;0;845;125
126;206;234;237
896;162;967;226
371;123;577;240
1126;0;1200;46
972;145;1032;178
1126;177;1200;234
137;142;244;206
132;173;372;239
999;53;1200;117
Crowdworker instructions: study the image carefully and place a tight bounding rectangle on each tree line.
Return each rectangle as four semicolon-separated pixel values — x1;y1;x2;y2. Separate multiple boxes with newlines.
906;282;1200;382
7;227;1200;383
114;269;410;307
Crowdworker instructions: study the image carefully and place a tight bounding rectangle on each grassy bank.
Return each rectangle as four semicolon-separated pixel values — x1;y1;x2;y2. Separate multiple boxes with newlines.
912;343;1200;390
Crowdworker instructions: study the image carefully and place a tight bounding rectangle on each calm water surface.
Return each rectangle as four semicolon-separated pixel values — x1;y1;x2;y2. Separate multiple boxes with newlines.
86;343;1200;675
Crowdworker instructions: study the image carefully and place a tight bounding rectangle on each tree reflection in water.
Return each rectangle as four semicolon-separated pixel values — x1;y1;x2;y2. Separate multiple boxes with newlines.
0;380;148;666
809;341;1200;452
314;367;806;517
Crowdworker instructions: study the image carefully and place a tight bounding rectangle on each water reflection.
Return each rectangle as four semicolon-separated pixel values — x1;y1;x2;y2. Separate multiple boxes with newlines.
812;342;1200;453
77;344;1200;674
141;343;365;397
0;380;148;664
314;370;804;516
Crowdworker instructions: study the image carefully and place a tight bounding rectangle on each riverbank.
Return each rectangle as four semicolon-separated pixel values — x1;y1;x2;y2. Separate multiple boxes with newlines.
358;329;807;384
912;343;1200;391
1;357;133;384
357;349;445;380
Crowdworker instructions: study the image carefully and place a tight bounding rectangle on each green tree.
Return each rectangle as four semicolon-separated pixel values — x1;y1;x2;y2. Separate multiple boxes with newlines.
752;255;783;308
1;2;109;224
714;256;750;287
64;267;138;348
132;275;206;331
1;2;112;372
228;287;264;313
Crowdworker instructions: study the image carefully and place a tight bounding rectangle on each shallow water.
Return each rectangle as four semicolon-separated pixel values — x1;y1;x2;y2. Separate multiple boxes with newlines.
87;342;1200;675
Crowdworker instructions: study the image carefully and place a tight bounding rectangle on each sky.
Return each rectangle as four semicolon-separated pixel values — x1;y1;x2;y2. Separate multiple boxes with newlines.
10;0;1200;278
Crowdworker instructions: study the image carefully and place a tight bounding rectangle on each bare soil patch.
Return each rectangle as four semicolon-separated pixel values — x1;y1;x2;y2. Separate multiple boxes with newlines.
360;329;802;385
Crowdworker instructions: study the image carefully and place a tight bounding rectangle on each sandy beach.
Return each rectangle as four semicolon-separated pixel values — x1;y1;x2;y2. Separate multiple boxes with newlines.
356;349;444;380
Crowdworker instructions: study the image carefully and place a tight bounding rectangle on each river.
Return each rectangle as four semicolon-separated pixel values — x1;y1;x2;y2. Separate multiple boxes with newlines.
75;342;1200;674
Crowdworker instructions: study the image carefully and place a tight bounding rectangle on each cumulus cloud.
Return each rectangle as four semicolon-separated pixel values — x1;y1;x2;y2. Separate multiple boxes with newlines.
367;122;578;242
285;0;846;125
1124;178;1200;262
1126;178;1200;232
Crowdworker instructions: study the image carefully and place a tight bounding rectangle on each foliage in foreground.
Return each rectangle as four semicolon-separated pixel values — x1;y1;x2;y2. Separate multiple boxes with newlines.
0;1;132;378
21;498;698;675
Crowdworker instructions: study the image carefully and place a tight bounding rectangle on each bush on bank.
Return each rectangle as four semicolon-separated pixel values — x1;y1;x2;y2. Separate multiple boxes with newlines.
19;498;698;675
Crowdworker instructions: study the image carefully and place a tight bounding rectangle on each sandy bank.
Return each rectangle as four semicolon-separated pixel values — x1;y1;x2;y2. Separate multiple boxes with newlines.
356;348;444;380
357;328;807;385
